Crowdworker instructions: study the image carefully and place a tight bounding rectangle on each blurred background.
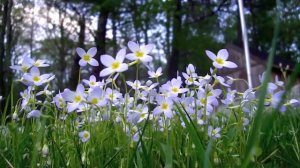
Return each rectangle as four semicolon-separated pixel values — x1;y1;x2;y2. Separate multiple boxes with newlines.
0;0;299;98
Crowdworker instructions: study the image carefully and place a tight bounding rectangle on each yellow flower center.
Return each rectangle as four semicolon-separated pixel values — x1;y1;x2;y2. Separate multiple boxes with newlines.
34;62;40;67
200;98;206;104
83;54;91;62
90;81;95;86
109;94;114;100
188;77;193;82
33;76;40;82
111;61;120;70
161;102;169;110
74;95;82;103
207;92;213;97
21;66;28;72
135;51;144;58
91;98;98;105
83;132;90;139
171;87;179;93
215;58;224;65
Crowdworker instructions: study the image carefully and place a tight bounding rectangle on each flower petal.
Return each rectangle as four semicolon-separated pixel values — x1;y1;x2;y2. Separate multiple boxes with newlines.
87;47;97;57
205;50;216;61
100;55;114;67
67;102;79;112
100;68;113;77
141;55;153;62
76;84;85;94
116;64;128;73
217;49;229;60
30;67;40;76
224;61;237;68
88;58;99;66
141;44;154;54
116;49;126;62
125;53;136;60
128;41;139;52
76;48;86;57
79;59;87;66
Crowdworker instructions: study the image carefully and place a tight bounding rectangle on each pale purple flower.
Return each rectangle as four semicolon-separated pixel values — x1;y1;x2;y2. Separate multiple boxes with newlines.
100;49;128;77
87;87;107;107
126;41;154;63
79;130;90;142
208;126;221;139
62;84;86;112
206;49;237;69
77;47;99;67
27;110;41;118
148;67;162;78
83;75;102;88
153;97;174;118
23;67;51;86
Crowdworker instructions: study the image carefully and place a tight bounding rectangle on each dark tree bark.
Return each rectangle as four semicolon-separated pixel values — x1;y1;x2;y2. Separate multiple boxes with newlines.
58;9;67;90
4;0;13;97
167;0;182;79
0;0;12;111
93;10;109;79
69;15;85;90
112;11;117;56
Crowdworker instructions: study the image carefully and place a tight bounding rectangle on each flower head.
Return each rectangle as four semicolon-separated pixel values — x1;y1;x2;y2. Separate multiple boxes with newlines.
148;67;162;78
100;49;128;77
62;84;86;112
126;41;154;63
77;47;99;67
23;67;51;86
206;49;237;69
208;126;221;139
79;130;90;143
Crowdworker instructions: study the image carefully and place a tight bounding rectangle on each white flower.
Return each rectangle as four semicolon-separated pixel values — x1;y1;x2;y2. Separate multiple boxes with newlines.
62;84;86;112
126;80;145;90
79;130;90;143
83;75;102;88
23;67;51;86
76;47;99;67
27;110;41;118
206;49;237;69
87;87;107;107
10;56;34;73
153;97;174;118
161;77;188;97
208;126;221;139
33;59;49;67
148;67;162;78
100;49;128;77
126;41;154;63
105;88;122;104
52;92;66;109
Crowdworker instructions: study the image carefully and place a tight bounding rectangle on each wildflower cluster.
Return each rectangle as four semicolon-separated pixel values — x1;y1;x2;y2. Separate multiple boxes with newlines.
10;41;299;145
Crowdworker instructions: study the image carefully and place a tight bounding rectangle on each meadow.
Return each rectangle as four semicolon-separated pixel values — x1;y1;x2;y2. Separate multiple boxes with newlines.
0;41;300;168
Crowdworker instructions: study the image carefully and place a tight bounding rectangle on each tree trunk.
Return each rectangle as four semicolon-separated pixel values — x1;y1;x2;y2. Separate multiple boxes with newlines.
4;0;13;98
93;10;108;79
0;0;9;111
167;0;182;79
112;12;117;56
58;10;66;90
69;16;85;90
